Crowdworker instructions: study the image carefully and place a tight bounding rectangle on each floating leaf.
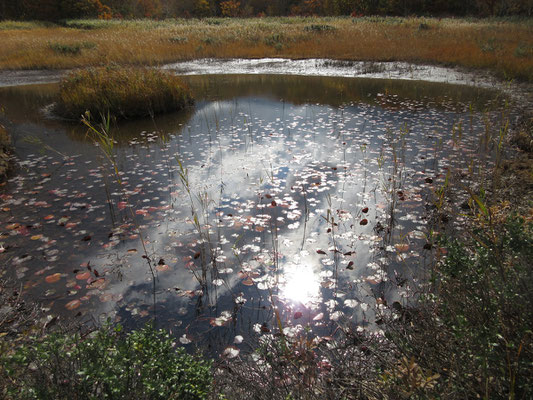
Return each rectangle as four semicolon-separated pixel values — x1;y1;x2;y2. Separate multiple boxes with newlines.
241;277;254;286
65;299;81;310
179;334;192;344
223;346;240;359
76;272;91;280
395;244;410;252
359;219;368;225
313;313;324;321
45;273;61;283
156;264;170;272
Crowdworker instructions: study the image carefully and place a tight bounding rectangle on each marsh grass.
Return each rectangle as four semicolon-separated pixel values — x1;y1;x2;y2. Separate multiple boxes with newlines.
54;66;194;120
0;17;532;81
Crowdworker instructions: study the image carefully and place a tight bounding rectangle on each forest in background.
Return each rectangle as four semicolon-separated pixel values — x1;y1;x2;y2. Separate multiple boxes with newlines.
1;0;532;20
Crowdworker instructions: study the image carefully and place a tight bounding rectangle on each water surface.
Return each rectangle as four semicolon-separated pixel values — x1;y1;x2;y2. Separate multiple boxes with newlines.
0;74;505;354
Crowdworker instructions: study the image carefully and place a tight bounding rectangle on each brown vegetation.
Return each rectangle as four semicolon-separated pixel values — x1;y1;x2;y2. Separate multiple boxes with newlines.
0;17;532;82
0;124;11;179
54;66;194;120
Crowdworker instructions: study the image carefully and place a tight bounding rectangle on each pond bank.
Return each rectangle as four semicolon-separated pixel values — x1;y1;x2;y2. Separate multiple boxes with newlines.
1;58;532;105
0;124;11;180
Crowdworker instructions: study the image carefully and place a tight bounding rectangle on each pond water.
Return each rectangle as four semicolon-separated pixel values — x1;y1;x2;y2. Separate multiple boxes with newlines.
0;74;506;355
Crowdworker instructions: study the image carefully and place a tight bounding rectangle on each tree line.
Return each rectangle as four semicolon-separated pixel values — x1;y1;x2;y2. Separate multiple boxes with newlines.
1;0;532;20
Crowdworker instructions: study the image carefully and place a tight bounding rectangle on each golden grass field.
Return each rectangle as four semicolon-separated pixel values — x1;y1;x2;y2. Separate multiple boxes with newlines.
0;17;532;81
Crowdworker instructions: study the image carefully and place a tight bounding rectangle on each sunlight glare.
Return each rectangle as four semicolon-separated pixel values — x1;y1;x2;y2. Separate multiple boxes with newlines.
281;264;320;305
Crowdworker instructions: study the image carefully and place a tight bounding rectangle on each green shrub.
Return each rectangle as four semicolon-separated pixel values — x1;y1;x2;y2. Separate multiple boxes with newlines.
48;41;97;55
303;24;335;33
386;215;533;398
514;43;533;58
54;66;194;120
169;36;188;43
1;324;212;400
49;42;82;55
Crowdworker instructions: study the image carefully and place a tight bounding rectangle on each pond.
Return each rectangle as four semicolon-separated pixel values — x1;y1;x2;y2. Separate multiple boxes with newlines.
0;74;507;355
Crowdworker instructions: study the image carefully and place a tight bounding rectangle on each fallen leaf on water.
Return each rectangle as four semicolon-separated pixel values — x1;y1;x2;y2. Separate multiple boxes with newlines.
156;264;170;272
223;346;240;359
45;273;61;283
241;277;254;286
65;299;81;310
360;219;368;226
395;244;410;252
179;334;192;344
313;313;324;321
76;272;91;280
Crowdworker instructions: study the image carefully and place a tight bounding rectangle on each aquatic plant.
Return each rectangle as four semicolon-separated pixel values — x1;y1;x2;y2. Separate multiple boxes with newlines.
55;66;194;121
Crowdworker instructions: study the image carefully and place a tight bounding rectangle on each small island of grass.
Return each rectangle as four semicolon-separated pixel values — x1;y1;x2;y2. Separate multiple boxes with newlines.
54;66;194;120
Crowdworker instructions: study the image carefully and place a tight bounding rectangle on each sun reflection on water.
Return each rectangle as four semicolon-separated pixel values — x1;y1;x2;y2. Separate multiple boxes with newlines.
281;264;321;305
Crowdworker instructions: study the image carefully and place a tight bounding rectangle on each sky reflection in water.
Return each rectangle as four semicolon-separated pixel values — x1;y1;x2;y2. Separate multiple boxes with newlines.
0;74;505;354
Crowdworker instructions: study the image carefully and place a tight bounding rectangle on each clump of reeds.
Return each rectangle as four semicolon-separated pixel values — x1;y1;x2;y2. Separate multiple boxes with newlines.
54;65;194;120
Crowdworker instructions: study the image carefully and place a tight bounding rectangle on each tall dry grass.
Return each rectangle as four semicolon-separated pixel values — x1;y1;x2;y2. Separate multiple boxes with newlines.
0;17;532;81
55;66;194;120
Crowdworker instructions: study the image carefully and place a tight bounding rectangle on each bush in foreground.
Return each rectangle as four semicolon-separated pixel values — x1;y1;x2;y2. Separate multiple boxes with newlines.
385;214;533;399
55;66;194;120
1;324;212;400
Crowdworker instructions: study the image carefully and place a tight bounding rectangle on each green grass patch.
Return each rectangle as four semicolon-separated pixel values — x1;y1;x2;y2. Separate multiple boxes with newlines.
0;20;56;30
48;41;96;55
1;324;212;400
55;66;194;120
303;24;336;33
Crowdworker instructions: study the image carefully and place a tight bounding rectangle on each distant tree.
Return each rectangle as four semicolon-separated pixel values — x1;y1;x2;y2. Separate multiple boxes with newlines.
60;0;112;19
220;0;241;16
0;0;25;19
22;0;60;20
194;0;212;16
137;0;162;17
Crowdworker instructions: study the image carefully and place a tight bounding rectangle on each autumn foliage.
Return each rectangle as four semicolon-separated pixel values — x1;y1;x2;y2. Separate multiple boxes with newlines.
0;0;531;19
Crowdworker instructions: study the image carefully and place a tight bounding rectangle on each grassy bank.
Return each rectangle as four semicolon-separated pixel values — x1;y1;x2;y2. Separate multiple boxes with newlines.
54;66;194;120
0;17;532;81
